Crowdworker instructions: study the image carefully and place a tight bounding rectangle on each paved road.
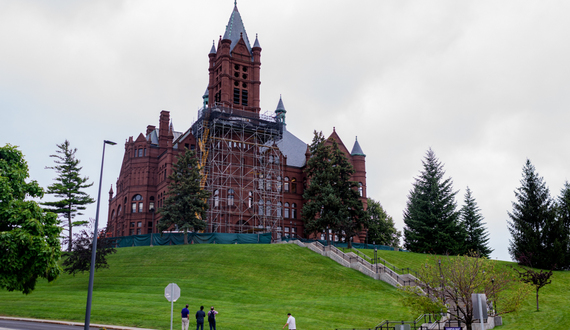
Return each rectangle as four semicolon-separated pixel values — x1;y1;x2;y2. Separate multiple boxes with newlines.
0;319;99;330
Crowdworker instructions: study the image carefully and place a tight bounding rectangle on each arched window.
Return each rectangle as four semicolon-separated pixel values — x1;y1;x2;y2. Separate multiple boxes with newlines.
291;203;297;219
214;190;219;207
111;210;115;220
138;148;143;157
266;200;272;216
258;173;264;190
284;177;290;192
149;196;155;212
277;202;282;217
258;200;264;215
132;194;143;201
117;205;121;216
266;174;272;191
276;176;282;192
358;182;363;197
284;202;290;218
291;178;297;194
228;189;235;206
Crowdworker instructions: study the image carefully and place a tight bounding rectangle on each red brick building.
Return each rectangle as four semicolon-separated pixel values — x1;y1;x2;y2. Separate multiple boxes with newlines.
106;4;367;242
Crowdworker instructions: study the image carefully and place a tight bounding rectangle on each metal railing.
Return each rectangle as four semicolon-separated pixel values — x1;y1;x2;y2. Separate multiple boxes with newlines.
373;313;449;330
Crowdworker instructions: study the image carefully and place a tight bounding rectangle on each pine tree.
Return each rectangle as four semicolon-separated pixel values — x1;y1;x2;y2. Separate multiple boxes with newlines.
549;181;570;269
460;187;493;257
43;140;94;252
507;159;556;269
157;149;210;244
403;149;464;254
302;131;365;247
365;198;401;247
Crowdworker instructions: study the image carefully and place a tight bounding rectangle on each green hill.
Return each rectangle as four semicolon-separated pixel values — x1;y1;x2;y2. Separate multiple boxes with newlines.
1;244;569;329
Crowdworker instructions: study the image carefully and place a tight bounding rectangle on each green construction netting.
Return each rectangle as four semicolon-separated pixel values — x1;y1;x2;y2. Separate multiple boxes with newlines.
112;232;272;247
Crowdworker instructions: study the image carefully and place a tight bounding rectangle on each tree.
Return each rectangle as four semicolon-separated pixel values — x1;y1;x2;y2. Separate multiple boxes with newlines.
302;131;365;248
43;140;94;252
551;181;570;269
365;198;401;247
403;149;464;255
401;253;530;330
62;219;116;276
0;144;62;294
157;149;210;244
507;160;557;269
512;253;553;311
460;187;493;257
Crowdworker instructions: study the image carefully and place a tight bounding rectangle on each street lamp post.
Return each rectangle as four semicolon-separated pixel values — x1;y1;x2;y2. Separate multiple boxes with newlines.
84;140;116;330
150;207;155;247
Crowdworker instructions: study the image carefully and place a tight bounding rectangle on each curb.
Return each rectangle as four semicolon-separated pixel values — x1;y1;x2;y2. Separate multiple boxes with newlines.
0;316;157;330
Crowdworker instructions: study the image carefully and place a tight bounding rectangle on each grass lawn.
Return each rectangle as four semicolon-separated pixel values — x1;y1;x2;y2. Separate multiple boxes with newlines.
0;244;413;330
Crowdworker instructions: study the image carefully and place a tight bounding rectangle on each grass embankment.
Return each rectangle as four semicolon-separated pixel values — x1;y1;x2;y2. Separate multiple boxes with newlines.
358;249;570;329
0;244;412;330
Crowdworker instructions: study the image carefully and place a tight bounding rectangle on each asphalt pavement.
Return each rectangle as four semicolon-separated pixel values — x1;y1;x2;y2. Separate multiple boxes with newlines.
0;319;98;330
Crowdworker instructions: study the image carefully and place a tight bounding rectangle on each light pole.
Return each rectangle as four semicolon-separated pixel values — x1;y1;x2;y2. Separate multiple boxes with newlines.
150;207;155;247
84;140;116;330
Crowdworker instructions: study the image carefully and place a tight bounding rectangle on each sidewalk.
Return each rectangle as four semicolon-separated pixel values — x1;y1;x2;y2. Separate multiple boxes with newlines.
0;316;156;330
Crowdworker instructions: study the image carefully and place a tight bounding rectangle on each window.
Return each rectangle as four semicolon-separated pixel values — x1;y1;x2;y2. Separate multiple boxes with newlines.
258;200;264;215
248;191;253;208
137;222;142;227
132;203;137;213
291;203;297;219
258;174;264;190
284;227;290;233
241;89;248;106
191;144;196;150
139;202;143;213
137;228;141;235
291;178;297;194
144;148;147;156
134;149;137;157
130;222;135;228
277;202;282;217
292;227;296;233
276;176;282;192
138;149;143;157
117;205;121;216
228;189;235;206
130;229;134;235
284;203;290;218
284;177;290;192
359;182;363;196
111;210;115;220
132;194;143;201
266;200;271;216
214;190;219;207
266;174;272;191
233;88;240;104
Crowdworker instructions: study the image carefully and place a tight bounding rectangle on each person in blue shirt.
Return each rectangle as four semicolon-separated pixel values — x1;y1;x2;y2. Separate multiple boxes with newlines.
181;304;190;330
196;305;206;330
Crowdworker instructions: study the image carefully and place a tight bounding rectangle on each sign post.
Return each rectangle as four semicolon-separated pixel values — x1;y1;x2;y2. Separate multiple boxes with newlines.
165;283;181;330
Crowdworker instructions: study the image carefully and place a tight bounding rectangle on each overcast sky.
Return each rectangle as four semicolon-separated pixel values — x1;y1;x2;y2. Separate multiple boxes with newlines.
2;0;570;261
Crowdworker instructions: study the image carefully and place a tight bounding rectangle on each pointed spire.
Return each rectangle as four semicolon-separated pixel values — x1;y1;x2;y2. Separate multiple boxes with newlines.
275;95;287;126
253;33;261;48
169;120;174;133
222;3;252;54
351;136;366;157
209;40;216;54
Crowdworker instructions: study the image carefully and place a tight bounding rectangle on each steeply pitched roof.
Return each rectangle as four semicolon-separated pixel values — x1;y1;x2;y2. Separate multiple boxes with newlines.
222;4;252;54
253;34;261;48
351;137;366;156
275;95;286;113
209;41;216;54
276;128;308;168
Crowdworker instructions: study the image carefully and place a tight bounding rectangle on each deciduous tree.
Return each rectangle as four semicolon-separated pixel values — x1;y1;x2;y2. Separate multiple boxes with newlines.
0;144;62;294
403;149;464;254
460;187;493;257
365;198;401;247
62;219;116;276
43;140;94;252
512;253;553;311
157;149;210;244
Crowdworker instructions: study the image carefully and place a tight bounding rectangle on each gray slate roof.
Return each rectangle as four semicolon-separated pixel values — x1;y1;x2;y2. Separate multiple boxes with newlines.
275;96;286;113
209;41;216;54
351;137;365;156
276;128;307;168
223;4;252;54
253;34;261;48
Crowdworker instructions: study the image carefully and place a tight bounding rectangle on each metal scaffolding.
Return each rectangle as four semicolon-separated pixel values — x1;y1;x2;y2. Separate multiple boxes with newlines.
192;105;284;237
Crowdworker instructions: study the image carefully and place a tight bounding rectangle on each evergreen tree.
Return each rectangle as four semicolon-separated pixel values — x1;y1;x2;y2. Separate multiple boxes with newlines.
302;131;365;247
549;181;570;269
43;140;94;252
157;149;210;244
1;144;62;294
365;198;401;247
507;159;557;269
403;149;464;254
460;187;493;257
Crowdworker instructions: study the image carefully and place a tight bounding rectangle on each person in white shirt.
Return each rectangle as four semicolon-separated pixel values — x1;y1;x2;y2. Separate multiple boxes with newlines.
282;313;296;330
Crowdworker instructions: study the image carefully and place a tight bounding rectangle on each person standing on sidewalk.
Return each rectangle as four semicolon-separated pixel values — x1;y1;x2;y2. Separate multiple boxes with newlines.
196;306;206;330
207;306;218;330
282;313;296;330
181;304;190;330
